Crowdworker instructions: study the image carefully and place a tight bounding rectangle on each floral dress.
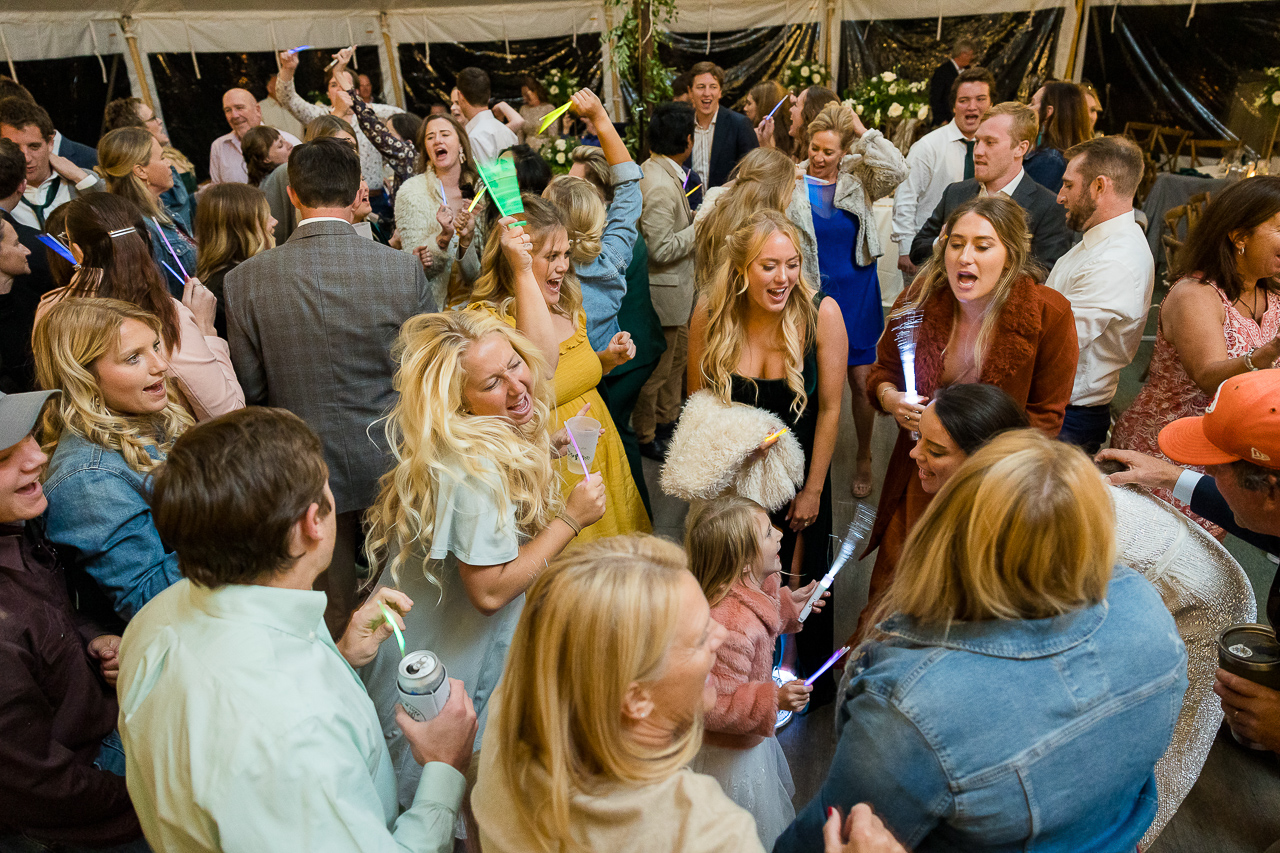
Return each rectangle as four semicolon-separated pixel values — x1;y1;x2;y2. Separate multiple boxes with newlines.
1111;277;1280;535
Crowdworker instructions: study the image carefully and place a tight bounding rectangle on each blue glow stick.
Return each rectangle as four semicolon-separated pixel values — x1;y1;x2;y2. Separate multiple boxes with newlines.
158;258;183;283
804;645;849;687
285;45;313;54
37;233;78;266
765;93;790;119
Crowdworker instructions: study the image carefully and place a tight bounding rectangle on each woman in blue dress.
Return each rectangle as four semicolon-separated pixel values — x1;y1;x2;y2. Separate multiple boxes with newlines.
798;103;908;497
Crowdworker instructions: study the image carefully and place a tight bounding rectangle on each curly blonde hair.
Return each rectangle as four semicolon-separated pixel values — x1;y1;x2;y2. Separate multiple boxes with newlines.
543;174;606;266
470;194;582;322
699;209;819;421
693;146;796;287
33;298;193;474
364;309;561;590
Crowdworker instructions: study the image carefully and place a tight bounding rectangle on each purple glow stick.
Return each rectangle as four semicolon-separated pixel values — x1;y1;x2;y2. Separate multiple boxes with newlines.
805;645;850;687
151;220;189;280
565;428;592;484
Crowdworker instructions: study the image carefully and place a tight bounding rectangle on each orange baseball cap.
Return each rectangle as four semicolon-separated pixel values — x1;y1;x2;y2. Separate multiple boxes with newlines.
1158;370;1280;470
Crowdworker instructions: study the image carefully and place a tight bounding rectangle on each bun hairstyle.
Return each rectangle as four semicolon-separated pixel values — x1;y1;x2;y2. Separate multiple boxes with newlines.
543;175;606;266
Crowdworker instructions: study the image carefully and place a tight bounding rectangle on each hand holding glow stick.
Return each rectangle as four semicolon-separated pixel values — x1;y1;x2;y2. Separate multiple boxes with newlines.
800;505;876;621
285;45;313;55
378;601;407;658
766;93;791;120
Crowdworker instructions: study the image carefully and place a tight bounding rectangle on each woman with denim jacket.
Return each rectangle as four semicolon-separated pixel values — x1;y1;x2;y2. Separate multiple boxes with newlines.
34;299;188;626
776;430;1188;853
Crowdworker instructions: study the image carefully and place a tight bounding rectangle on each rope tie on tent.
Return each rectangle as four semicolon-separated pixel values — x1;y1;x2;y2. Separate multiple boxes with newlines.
936;0;944;41
184;20;201;79
0;27;16;83
347;19;358;68
1185;0;1197;25
1111;1;1120;33
269;20;279;63
502;13;510;62
572;15;577;49
88;22;108;83
422;15;430;65
706;1;713;53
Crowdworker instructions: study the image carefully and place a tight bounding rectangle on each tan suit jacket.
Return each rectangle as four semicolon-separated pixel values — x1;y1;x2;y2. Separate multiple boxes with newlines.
638;156;696;327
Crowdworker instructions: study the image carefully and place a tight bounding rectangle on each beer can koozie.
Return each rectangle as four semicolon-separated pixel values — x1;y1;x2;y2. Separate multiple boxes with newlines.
397;650;450;722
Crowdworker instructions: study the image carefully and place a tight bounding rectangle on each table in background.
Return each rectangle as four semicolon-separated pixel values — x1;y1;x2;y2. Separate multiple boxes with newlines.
1143;172;1233;271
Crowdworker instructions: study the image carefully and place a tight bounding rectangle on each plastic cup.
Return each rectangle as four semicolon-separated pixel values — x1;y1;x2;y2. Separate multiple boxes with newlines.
565;415;601;476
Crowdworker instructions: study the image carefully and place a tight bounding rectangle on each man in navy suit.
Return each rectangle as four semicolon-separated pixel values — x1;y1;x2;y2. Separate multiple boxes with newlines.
684;61;757;190
0;139;54;392
0;77;96;170
911;101;1071;273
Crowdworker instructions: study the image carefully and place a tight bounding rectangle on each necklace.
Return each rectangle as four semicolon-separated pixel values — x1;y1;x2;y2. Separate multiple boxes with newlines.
1235;287;1266;322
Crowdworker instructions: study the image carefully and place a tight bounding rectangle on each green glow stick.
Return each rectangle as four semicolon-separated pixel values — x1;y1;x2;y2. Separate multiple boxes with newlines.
538;101;574;135
475;152;525;220
378;600;406;658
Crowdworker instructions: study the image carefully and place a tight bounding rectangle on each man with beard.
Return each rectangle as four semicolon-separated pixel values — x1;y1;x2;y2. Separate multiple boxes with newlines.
1046;135;1153;452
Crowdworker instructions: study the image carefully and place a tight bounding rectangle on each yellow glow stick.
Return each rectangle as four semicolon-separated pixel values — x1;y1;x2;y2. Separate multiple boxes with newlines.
467;183;487;212
538;101;574;135
763;427;789;443
685;184;702;197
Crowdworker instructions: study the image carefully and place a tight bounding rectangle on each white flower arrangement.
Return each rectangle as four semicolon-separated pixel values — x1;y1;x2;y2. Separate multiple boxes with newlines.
782;59;830;91
1255;67;1280;110
842;67;929;132
542;68;578;107
541;134;581;175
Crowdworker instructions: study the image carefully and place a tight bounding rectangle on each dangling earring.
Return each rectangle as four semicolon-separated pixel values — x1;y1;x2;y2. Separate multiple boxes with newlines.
459;150;466;165
1239;243;1246;255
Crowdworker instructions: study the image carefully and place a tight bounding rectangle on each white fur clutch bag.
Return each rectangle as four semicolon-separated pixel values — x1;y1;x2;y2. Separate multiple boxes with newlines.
659;390;806;512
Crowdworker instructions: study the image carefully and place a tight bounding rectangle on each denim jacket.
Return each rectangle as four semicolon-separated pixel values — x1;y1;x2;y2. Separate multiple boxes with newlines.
579;161;644;351
43;431;180;624
775;566;1187;853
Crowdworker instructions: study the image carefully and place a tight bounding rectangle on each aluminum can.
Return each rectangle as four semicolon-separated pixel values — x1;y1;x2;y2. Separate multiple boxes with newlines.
396;650;450;722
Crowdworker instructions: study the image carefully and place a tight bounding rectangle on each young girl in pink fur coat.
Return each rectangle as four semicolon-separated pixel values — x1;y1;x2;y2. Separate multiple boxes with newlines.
684;495;827;850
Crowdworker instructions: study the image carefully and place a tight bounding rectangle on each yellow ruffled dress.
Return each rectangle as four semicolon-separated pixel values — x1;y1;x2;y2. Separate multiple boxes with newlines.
476;304;651;542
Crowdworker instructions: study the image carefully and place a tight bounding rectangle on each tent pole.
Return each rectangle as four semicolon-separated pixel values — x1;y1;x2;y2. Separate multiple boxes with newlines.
120;16;156;113
825;0;839;83
379;13;406;110
1064;0;1089;82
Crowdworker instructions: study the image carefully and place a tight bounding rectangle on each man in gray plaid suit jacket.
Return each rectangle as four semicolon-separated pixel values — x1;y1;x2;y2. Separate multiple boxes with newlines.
225;138;434;637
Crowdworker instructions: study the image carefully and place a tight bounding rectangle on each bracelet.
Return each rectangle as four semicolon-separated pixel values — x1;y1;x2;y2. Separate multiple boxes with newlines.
557;512;582;536
877;384;896;408
1245;346;1260;371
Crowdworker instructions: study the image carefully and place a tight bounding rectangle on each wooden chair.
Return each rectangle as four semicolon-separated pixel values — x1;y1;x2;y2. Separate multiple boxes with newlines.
1161;190;1211;269
1187;138;1243;170
1124;122;1190;172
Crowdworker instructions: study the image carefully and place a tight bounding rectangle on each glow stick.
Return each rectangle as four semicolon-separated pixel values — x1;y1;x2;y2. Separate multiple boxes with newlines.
36;233;77;266
325;46;357;71
766;93;790;120
565;428;592;484
467;183;487;212
285;45;313;54
537;101;574;135
893;309;924;439
800;504;876;621
805;645;850;686
685;184;702;197
378;600;406;658
158;259;183;283
151;219;189;280
763;426;789;443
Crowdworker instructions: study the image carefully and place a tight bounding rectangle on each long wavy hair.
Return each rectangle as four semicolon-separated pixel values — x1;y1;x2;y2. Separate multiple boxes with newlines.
896;195;1036;376
414;113;480;191
868;429;1114;633
490;535;702;851
699;209;819;421
747;79;792;155
195;183;272;281
364;309;559;591
33;298;193;474
97;127;167;223
693;146;796;287
470;194;582;322
543;174;606;266
62;193;181;352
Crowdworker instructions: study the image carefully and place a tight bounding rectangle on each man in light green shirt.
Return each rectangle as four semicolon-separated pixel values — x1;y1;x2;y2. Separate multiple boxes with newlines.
117;408;477;852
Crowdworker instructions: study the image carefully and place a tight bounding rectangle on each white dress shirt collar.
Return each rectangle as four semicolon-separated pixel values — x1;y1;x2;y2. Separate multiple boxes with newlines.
297;216;353;227
981;167;1025;198
1082;209;1138;250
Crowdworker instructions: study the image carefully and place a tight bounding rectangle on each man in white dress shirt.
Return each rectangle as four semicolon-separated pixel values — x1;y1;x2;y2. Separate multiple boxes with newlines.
209;88;302;184
891;66;994;279
452;67;518;165
1046;135;1153;452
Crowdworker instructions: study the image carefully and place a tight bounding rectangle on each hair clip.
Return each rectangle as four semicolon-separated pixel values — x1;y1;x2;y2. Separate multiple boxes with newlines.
108;227;137;238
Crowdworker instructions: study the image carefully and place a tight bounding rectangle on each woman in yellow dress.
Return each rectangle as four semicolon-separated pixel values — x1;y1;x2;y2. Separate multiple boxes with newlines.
470;196;651;541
